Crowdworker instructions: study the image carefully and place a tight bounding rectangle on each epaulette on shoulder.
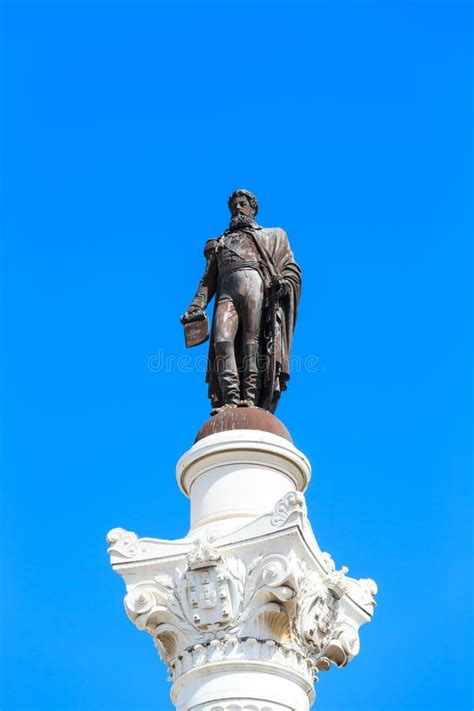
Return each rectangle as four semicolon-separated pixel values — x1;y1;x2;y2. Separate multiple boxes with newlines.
271;227;288;241
204;236;220;255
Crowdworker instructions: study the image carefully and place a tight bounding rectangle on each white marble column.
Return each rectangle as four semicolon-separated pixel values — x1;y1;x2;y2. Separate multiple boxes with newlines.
106;427;377;710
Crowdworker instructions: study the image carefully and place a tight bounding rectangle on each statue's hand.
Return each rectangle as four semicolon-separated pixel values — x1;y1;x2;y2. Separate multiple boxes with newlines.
270;276;289;299
180;305;205;325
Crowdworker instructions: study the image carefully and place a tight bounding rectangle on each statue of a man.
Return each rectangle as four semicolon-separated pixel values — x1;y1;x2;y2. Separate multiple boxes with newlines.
181;189;301;415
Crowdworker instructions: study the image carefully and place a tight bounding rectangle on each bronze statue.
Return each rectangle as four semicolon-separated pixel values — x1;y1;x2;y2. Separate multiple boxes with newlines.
181;190;301;415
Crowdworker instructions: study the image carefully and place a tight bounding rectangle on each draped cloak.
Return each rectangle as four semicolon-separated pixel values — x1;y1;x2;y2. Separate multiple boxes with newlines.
190;225;302;413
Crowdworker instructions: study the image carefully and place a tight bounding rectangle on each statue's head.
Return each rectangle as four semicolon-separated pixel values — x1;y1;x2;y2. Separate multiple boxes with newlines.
228;189;259;218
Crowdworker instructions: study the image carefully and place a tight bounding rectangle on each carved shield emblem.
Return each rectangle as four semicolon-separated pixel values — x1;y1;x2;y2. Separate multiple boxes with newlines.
183;564;235;631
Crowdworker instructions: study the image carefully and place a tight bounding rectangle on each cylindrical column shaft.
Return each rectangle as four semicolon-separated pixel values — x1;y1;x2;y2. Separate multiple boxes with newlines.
176;429;311;533
172;665;314;711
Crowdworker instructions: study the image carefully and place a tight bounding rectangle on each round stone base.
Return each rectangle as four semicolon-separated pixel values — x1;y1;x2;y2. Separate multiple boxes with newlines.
176;428;311;532
195;406;293;443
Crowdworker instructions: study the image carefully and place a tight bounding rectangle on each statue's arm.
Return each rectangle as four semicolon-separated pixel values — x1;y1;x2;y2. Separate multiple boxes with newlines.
182;241;217;320
270;229;297;298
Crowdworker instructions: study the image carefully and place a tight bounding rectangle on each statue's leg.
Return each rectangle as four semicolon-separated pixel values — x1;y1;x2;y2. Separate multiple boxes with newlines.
240;272;264;406
213;299;240;410
241;342;259;405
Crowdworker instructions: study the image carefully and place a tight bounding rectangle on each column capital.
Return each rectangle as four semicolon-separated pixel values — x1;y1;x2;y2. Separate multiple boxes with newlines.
106;488;377;708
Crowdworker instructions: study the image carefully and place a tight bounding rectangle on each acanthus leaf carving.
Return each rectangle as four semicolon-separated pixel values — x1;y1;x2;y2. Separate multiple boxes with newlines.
118;539;376;680
168;637;315;685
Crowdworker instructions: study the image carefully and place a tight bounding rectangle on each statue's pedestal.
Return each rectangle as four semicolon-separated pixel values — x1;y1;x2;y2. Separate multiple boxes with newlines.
106;410;377;710
177;428;310;533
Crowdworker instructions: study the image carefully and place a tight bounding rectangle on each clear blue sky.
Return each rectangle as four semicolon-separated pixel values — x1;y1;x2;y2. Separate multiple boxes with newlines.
0;1;472;710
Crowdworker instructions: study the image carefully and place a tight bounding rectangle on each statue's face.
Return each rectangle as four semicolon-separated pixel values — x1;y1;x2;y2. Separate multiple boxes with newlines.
230;195;254;219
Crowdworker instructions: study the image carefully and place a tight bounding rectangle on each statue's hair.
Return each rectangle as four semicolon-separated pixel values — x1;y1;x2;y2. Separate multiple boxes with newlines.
227;189;259;216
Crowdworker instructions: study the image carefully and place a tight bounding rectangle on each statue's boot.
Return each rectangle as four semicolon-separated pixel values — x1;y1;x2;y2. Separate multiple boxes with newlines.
214;341;240;409
241;343;259;407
